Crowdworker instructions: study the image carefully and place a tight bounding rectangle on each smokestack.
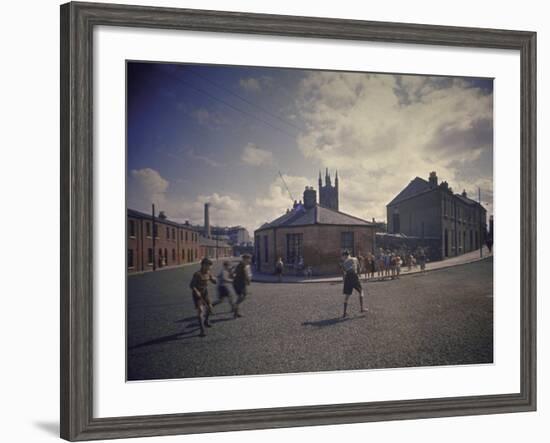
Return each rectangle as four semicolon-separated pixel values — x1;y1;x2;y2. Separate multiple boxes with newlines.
204;203;211;238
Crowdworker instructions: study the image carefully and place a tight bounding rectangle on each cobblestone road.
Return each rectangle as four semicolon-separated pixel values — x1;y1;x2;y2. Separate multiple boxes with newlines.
127;258;493;381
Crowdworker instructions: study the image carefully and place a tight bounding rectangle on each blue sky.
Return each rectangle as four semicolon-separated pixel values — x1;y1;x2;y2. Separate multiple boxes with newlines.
127;61;493;234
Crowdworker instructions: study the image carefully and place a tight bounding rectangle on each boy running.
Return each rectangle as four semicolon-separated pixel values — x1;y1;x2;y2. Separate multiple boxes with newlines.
341;250;366;318
232;254;252;318
189;258;217;337
213;261;235;312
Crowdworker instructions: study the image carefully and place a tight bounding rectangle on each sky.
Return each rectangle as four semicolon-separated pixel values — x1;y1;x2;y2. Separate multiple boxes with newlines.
127;61;493;235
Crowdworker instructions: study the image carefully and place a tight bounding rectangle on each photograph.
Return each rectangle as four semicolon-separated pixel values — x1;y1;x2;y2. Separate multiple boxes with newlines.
126;61;494;381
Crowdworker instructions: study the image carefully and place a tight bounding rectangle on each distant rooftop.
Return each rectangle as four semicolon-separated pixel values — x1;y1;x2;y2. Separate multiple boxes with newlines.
127;208;197;229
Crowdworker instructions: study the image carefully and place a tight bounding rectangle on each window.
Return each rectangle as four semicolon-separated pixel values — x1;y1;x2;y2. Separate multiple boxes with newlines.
166;227;170;239
172;228;175;240
127;249;134;268
164;248;168;264
341;232;354;255
145;222;151;237
185;231;188;242
392;210;400;233
147;248;153;265
128;220;136;237
263;235;269;263
172;249;176;261
286;233;303;264
153;223;158;238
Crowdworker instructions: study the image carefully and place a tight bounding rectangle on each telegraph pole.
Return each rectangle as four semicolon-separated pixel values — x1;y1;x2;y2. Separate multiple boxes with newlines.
152;203;156;271
478;188;482;258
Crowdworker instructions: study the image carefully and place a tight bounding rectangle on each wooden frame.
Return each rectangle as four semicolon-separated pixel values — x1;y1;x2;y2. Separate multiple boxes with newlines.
60;1;536;440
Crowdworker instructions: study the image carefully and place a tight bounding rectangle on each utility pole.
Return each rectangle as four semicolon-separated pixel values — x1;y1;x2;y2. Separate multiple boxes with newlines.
478;187;483;258
278;171;295;203
152;203;156;271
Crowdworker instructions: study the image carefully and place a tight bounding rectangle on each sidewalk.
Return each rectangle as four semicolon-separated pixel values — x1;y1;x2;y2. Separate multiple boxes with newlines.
252;247;493;284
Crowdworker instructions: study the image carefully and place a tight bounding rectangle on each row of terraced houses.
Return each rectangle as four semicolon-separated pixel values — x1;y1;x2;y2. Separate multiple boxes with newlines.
127;208;233;274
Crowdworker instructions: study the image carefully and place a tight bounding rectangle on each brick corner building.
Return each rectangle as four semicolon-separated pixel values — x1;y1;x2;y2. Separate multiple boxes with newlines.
254;178;376;276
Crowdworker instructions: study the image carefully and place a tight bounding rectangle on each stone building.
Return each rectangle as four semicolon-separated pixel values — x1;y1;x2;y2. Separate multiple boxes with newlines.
386;172;487;260
319;169;339;210
254;184;376;275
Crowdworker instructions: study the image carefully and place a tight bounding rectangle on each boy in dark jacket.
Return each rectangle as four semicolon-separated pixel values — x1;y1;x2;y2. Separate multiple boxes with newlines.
232;254;252;318
189;258;216;336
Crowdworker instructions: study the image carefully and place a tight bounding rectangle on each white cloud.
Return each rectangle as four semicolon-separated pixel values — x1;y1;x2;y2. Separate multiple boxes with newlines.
239;77;261;92
186;148;224;168
128;168;170;211
241;143;274;166
189;107;224;129
128;168;262;233
294;72;493;221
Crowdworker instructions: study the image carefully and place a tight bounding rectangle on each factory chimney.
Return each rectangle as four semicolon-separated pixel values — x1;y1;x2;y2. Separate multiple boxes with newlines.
204;203;211;238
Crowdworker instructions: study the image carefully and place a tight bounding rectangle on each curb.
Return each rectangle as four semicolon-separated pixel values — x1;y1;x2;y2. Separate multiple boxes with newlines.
251;255;493;284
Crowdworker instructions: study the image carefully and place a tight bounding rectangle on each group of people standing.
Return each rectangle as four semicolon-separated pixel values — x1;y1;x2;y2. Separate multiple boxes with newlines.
357;248;428;281
189;254;252;337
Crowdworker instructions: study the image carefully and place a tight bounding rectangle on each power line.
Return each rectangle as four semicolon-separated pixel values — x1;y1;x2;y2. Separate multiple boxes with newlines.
160;69;300;140
185;66;307;134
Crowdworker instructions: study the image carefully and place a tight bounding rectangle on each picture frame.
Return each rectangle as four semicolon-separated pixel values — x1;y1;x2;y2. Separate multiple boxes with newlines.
60;1;536;441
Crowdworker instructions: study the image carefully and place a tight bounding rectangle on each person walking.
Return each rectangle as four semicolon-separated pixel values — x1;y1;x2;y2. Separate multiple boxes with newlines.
341;250;366;318
395;254;402;278
189;258;217;337
275;257;284;283
212;261;235;312
233;254;252;318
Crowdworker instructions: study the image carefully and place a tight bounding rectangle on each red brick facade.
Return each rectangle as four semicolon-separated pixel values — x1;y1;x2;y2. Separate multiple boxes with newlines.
127;209;200;273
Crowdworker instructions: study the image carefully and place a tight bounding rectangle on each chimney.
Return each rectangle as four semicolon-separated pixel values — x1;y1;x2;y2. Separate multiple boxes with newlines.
158;211;167;220
429;171;438;187
204;203;211;238
462;189;467;197
303;186;317;209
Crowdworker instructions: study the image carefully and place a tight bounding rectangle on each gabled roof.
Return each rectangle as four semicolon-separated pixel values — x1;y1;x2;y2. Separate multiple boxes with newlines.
387;177;432;206
127;208;197;230
387;177;487;211
256;204;373;231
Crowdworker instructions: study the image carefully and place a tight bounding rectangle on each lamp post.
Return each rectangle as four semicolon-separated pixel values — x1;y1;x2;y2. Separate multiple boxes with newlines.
152;203;156;271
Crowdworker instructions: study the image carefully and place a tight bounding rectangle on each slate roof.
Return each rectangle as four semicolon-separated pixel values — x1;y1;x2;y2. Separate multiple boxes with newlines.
257;204;373;232
387;177;432;206
127;208;198;229
387;177;485;209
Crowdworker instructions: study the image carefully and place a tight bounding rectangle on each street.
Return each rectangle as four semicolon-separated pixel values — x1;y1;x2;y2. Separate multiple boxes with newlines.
127;258;493;381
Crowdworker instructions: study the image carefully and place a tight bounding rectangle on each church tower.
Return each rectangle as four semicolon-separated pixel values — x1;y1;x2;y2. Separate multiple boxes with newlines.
319;169;339;211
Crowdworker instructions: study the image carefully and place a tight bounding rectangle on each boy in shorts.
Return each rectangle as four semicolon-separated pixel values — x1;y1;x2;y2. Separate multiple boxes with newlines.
341;250;366;318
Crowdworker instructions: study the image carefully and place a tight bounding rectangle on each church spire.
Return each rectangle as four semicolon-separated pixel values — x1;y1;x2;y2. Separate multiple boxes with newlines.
335;170;339;188
325;167;331;186
318;170;322;188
